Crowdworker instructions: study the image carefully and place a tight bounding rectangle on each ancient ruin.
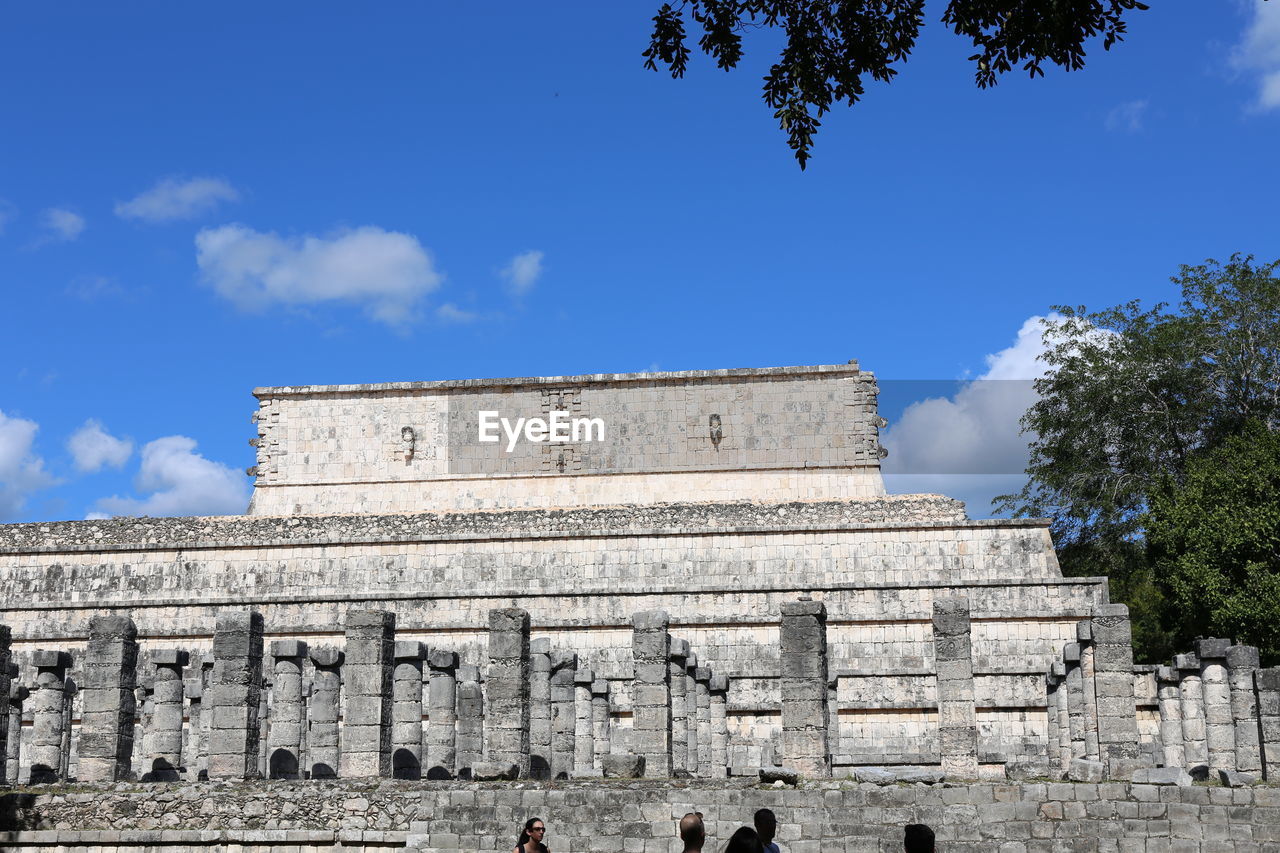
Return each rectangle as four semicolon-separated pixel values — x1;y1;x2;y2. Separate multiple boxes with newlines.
0;362;1277;851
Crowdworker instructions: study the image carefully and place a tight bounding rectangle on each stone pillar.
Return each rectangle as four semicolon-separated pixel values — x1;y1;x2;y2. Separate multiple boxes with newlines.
1197;638;1235;773
1063;644;1086;762
631;609;671;778
1091;603;1141;776
1226;645;1261;775
780;599;830;777
1155;665;1185;769
60;676;75;780
0;627;9;784
669;638;689;774
208;610;264;780
1044;672;1061;770
198;654;214;779
685;653;699;774
307;647;343;779
267;640;307;780
390;641;424;780
709;673;729;778
29;650;70;783
341;610;395;778
1052;662;1071;775
1257;667;1280;782
257;676;271;780
695;666;712;775
573;668;594;774
529;638;552;779
426;649;458;779
6;676;25;785
184;676;203;781
1078;621;1101;761
454;664;482;778
147;649;188;781
826;676;840;769
485;607;531;777
591;678;611;770
549;651;577;780
932;595;979;779
78;614;138;783
1176;653;1208;769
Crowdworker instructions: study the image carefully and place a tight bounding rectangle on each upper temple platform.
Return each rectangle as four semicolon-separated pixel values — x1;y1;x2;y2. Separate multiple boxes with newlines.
248;362;890;516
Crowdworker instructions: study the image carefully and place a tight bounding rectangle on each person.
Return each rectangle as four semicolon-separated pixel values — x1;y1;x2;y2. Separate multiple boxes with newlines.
723;826;764;853
753;808;779;853
679;812;705;852
515;817;549;853
904;823;935;853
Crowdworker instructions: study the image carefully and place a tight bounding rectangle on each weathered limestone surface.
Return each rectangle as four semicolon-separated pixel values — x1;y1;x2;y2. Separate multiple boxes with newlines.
267;640;306;780
590;678;610;770
77;615;137;783
1077;620;1100;761
549;651;577;780
207;610;264;780
1155;666;1185;770
391;640;424;780
1197;638;1234;774
6;668;26;784
668;638;688;774
146;648;188;781
573;668;594;775
454;664;482;778
341;610;395;778
1091;604;1141;776
1177;653;1208;769
1258;667;1280;782
685;652;699;775
426;648;458;780
631;610;671;778
1063;644;1086;763
1225;644;1261;774
779;599;829;777
0;626;8;785
709;673;729;778
29;650;70;783
528;638;552;779
307;647;342;779
485;608;530;777
933;596;978;780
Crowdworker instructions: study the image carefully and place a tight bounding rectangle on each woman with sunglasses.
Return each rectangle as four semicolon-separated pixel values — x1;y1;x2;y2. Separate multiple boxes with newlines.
515;817;549;853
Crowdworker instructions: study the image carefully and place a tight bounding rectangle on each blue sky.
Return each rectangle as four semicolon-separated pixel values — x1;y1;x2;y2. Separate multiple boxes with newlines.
2;2;1278;523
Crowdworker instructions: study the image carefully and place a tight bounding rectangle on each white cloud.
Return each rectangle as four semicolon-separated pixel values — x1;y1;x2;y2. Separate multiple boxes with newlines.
1105;99;1148;132
196;224;443;326
93;435;249;518
1232;0;1280;111
116;177;240;222
501;250;544;295
0;410;56;520
435;302;478;323
881;315;1059;518
41;208;85;243
67;419;133;473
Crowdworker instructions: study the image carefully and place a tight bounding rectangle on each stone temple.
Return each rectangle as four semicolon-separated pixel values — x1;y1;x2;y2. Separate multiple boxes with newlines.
0;362;1278;852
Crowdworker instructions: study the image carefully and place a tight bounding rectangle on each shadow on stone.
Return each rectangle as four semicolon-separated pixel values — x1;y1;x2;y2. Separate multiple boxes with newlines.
269;749;300;780
393;749;421;780
426;765;453;780
530;754;551;779
142;758;180;782
310;761;337;780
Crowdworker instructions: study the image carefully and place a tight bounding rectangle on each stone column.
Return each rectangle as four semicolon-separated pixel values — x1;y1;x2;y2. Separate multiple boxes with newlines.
485;607;531;777
0;627;9;784
147;649;188;781
709;673;729;778
1078;621;1101;761
573;668;594;774
1091;603;1141;776
1226;644;1262;775
591;678;611;770
1052;662;1071;775
1044;672;1061;771
341;610;395;778
257;676;271;780
695;666;712;775
198;654;214;779
669;638;689;774
426;649;458;779
685;653;699;774
307;647;343;779
1176;653;1208;770
454;664;483;778
1155;665;1185;769
780;599;830;777
60;676;76;780
1257;667;1280;782
29;650;70;783
7;675;26;785
529;638;552;779
631;610;672;778
549;651;577;780
267;640;307;779
184;676;203;781
1063;644;1086;762
826;676;840;769
932;595;979;779
1197;638;1235;773
208;610;264;780
390;641;424;780
78;614;138;783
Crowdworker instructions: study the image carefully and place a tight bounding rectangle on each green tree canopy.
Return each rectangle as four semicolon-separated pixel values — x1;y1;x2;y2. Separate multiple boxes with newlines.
643;0;1150;168
1146;422;1280;664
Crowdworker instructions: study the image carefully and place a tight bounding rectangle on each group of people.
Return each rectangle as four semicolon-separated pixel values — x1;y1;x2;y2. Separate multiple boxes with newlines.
514;811;936;853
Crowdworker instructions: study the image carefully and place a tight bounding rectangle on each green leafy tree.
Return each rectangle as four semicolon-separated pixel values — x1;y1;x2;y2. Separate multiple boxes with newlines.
643;0;1150;168
1146;423;1280;664
997;255;1280;660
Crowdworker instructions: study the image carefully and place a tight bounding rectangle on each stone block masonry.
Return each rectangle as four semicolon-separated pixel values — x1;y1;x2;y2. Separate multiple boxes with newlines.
1198;637;1235;774
630;610;671;778
1090;603;1142;777
267;639;307;779
340;609;395;778
932;595;979;780
207;610;264;780
454;664;483;778
426;648;458;779
485;607;530;777
29;649;70;783
391;640;425;780
307;646;343;779
0;626;8;785
145;648;187;781
76;615;137;783
779;598;829;777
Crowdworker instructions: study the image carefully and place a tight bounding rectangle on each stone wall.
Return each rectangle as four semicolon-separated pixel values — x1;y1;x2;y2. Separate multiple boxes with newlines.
3;779;1280;852
248;363;887;514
